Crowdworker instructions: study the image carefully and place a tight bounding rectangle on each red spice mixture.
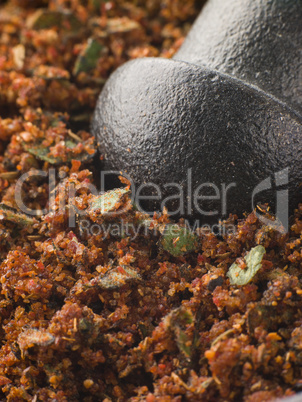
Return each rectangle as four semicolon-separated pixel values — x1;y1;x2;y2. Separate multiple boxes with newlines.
0;0;302;401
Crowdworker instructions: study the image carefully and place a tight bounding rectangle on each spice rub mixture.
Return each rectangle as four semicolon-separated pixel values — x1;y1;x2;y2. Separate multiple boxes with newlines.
0;0;302;401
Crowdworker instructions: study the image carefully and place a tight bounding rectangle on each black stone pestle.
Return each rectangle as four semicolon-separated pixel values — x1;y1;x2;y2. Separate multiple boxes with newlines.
92;0;302;225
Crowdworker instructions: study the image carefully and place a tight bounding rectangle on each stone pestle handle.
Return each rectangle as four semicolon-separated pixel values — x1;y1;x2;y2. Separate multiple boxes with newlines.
174;0;302;115
92;0;302;224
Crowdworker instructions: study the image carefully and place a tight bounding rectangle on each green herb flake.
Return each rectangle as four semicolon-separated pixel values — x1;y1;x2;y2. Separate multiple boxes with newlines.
0;203;35;227
28;9;82;31
22;139;95;164
89;188;130;215
163;307;194;359
227;245;266;286
161;224;198;257
73;38;104;75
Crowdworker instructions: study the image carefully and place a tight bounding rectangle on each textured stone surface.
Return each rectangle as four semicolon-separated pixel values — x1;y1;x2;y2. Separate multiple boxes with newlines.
175;0;302;114
92;0;302;222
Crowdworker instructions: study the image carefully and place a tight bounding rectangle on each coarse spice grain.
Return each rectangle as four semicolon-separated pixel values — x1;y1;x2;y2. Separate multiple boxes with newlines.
0;0;302;401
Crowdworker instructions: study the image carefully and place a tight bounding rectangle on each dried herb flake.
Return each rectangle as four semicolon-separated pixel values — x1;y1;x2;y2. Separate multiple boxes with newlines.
73;38;104;76
0;203;35;227
227;245;266;286
89;188;130;215
91;265;141;289
161;224;198;257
